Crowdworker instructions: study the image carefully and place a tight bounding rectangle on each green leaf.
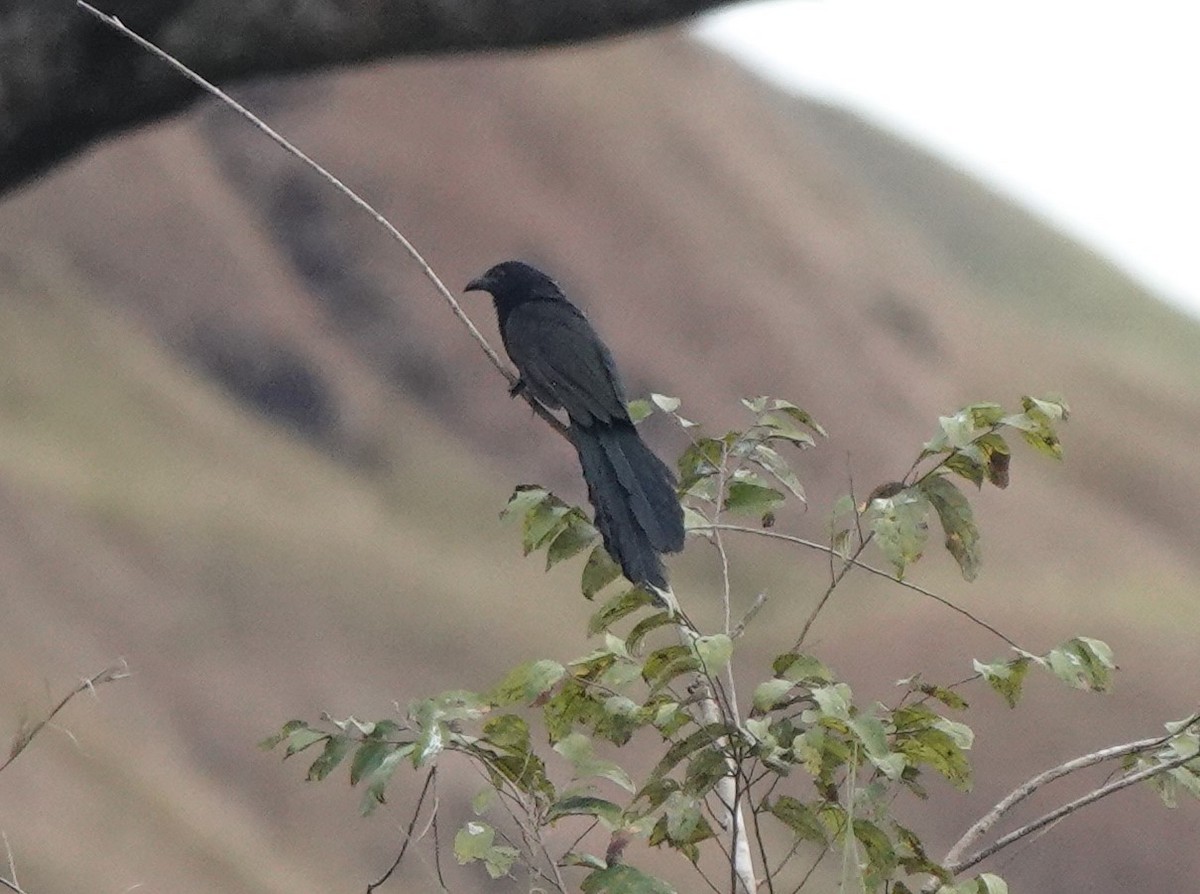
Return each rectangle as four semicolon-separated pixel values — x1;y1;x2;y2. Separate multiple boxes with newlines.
651;393;681;413
642;644;701;692
753;678;795;712
284;727;327;757
964;402;1007;427
430;690;489;723
753;398;826;444
581;864;677;893
483;714;531;753
627;611;673;653
657;792;712;847
917;683;969;711
350;738;394;786
547;516;598;569
517;493;573;553
681;506;711;537
259;719;308;751
692;633;733;675
683;747;730;796
589;588;656;636
723;479;785;517
893;821;948;879
937;410;981;450
847;713;892;762
546;795;623;826
543;678;601;743
306;734;351;781
412;714;444;767
1001;395;1069;460
1025;394;1069;420
360;746;412;815
896;726;973;791
869;488;931;578
809;683;854;722
555;732;635;792
944;451;986;488
471;786;496;815
748;443;807;501
501;484;549;519
975;432;1012;488
453;820;517;877
677;438;724;495
650;700;690;737
1046;637;1115;692
490;659;566;706
626;399;653;423
771;399;828;437
978;873;1010;894
933;717;975;750
646;723;732;787
974;657;1031;708
564;852;609;870
582;546;624;598
773;652;835;685
853;818;898;884
603;695;640;719
454;820;495;862
768;795;827;844
919;474;981;581
484;846;519;879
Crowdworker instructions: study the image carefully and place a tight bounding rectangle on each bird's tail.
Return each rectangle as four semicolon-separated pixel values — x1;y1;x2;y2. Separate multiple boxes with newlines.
572;421;685;590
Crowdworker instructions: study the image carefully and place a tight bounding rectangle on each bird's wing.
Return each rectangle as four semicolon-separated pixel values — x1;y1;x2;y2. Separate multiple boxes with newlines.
503;300;628;425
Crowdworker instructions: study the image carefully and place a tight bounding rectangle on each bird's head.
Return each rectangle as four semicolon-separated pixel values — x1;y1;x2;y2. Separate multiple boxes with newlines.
465;260;563;311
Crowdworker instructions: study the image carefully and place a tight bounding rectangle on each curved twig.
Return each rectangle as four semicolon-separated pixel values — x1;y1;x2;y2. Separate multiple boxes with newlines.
76;1;569;439
949;748;1199;875
0;660;130;776
366;767;438;893
942;712;1200;874
700;524;1022;650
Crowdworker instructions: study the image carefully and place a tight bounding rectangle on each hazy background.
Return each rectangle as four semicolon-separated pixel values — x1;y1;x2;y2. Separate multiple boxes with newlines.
701;0;1200;313
0;4;1197;893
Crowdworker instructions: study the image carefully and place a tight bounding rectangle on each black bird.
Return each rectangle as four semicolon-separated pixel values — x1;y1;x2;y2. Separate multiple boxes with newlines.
466;261;685;590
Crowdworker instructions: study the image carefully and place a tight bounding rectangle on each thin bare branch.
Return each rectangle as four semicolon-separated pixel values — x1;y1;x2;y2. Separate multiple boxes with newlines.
75;1;570;440
431;798;448;891
366;767;438;893
731;592;768;640
942;718;1199;871
788;845;829;894
1;833;25;894
948;748;1199;876
1;660;130;776
794;536;870;649
700;524;1022;651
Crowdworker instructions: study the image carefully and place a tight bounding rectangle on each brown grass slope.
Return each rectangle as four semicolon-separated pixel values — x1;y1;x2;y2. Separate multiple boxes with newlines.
0;30;1197;893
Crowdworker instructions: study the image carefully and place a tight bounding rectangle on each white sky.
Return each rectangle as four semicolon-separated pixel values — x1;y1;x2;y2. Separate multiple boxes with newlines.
695;0;1200;316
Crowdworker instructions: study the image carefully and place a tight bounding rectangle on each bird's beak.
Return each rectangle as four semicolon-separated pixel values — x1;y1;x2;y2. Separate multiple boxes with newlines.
464;275;491;294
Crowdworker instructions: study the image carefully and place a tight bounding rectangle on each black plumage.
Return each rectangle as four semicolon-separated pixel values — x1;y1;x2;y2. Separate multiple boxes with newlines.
466;261;685;589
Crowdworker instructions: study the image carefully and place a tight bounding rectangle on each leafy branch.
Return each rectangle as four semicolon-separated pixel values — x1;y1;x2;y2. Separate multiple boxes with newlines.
259;393;1198;894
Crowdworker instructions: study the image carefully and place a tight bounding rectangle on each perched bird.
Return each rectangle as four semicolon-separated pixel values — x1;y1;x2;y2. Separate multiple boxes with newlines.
466;261;685;590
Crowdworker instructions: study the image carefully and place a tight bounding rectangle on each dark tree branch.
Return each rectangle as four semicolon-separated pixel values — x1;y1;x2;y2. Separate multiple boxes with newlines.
0;0;739;195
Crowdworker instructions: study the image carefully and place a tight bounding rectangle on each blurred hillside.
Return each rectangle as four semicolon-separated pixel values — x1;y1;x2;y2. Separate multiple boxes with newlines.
0;29;1196;893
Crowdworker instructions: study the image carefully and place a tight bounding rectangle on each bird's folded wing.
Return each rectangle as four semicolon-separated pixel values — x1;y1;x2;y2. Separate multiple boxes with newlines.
504;302;628;425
